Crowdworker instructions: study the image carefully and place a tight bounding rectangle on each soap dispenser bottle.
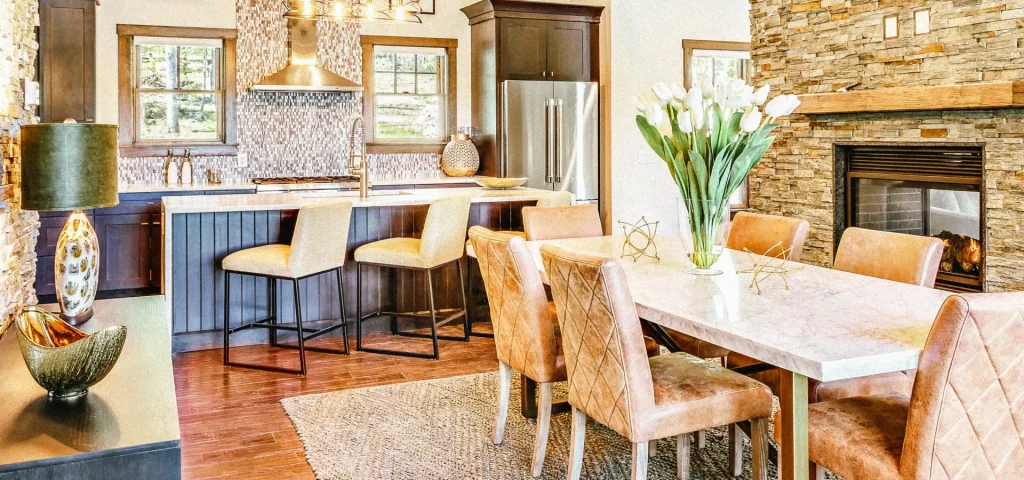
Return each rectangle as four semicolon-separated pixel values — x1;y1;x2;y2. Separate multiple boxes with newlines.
163;149;180;186
180;149;194;186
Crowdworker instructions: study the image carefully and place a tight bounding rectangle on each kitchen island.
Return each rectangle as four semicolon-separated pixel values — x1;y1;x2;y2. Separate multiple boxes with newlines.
162;187;559;352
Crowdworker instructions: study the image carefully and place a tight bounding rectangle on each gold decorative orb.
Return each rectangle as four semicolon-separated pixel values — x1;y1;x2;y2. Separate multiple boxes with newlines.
441;134;480;177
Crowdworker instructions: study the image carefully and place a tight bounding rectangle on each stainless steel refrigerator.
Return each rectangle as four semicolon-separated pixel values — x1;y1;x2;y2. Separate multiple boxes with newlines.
502;80;599;204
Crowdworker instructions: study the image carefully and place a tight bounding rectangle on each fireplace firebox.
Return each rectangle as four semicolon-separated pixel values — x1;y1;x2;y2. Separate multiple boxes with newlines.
834;144;984;292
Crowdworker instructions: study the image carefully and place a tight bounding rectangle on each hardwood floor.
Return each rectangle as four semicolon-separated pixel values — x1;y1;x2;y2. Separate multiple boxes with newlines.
173;326;498;479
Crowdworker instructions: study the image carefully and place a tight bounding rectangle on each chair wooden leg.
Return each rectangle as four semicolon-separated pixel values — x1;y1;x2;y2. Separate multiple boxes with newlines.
631;442;649;480
567;407;587;480
494;362;512;445
531;382;553;477
751;417;769;480
696;430;706;449
728;423;743;476
648;439;657;458
676;433;691;480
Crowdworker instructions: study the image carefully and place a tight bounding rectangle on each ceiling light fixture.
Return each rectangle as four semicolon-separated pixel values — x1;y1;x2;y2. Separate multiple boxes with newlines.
283;0;423;24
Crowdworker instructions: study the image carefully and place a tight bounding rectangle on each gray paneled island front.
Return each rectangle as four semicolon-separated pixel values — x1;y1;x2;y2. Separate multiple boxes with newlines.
161;187;559;352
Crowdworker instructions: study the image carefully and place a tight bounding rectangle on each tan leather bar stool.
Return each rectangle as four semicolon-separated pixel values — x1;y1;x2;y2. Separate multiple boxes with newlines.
464;191;572;339
355;196;472;360
521;203;604;241
222;200;354;375
542;245;773;480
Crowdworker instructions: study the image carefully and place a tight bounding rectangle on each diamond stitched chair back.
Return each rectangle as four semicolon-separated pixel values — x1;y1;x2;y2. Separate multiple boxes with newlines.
900;293;1024;479
522;204;604;241
542;244;653;439
726;211;810;261
469;226;560;383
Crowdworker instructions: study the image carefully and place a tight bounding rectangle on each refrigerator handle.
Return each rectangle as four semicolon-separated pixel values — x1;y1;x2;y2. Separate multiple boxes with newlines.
544;100;556;184
554;100;564;184
500;84;509;177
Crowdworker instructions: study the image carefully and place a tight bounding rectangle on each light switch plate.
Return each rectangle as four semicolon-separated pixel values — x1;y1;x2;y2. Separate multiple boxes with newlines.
883;14;899;39
24;79;40;107
914;9;930;35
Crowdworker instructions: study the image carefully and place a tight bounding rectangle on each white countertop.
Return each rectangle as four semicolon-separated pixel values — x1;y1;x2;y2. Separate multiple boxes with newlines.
120;175;488;194
162;187;557;214
484;235;951;382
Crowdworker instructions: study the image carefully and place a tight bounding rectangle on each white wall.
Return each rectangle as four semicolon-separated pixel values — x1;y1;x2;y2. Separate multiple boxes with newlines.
609;0;750;234
362;2;473;128
94;0;237;125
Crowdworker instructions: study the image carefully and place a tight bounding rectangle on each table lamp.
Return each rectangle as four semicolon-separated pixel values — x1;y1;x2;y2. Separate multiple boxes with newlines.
20;122;119;325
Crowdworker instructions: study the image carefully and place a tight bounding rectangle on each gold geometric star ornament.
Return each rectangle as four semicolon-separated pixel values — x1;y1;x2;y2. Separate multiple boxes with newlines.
618;217;660;262
735;241;802;295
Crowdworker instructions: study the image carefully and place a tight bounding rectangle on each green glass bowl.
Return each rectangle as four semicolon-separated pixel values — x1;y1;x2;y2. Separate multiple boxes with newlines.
15;306;127;399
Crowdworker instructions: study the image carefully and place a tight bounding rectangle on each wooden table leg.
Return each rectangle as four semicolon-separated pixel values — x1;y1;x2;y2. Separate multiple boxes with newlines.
779;370;810;480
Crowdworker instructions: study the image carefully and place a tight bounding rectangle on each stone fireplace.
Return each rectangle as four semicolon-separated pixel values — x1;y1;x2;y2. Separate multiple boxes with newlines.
748;0;1024;292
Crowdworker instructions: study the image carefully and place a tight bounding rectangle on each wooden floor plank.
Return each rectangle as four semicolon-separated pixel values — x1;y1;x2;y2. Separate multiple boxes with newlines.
175;328;498;480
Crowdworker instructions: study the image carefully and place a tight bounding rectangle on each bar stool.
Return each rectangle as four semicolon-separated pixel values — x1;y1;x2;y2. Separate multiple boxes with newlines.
354;196;472;360
222;200;354;375
464;191;574;338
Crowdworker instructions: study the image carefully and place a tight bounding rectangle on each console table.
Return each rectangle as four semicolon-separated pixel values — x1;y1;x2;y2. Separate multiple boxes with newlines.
0;296;180;479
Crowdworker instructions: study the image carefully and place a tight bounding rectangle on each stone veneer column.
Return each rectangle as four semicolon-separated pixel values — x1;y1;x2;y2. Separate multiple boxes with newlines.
0;0;41;334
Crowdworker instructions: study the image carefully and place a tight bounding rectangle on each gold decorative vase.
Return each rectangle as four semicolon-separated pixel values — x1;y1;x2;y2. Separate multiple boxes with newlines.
440;134;480;177
15;306;127;399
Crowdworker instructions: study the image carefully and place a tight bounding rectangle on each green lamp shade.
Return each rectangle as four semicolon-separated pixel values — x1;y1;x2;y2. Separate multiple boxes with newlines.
20;123;120;211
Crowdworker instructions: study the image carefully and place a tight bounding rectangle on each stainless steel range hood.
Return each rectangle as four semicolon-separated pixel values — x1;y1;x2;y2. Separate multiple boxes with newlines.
251;17;363;92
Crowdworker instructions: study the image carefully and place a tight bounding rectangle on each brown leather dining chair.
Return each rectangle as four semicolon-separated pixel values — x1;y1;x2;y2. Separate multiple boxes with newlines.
804;292;1024;480
468;226;660;477
522;203;604;241
542;245;773;480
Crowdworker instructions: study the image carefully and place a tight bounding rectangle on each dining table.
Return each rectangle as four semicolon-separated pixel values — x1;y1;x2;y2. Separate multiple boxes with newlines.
466;234;952;480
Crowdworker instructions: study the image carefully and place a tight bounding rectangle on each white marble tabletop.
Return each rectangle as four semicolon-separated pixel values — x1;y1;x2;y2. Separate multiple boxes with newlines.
161;187;557;214
474;235;952;382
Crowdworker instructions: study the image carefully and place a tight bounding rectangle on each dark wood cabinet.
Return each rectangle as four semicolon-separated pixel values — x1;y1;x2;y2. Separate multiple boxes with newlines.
546;21;590;82
93;213;153;291
39;0;96;123
34;190;254;302
500;19;548;80
463;0;603;177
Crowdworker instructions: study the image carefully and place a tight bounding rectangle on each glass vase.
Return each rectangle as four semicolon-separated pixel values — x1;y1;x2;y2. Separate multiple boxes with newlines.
678;198;732;275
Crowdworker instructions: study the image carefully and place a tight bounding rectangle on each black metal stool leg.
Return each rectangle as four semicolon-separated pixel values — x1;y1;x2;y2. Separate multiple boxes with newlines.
466;255;494;338
389;266;398;334
425;267;440;360
223;271;231;365
269;278;278;347
336;267;349;355
356;263;363;351
293;279;307;376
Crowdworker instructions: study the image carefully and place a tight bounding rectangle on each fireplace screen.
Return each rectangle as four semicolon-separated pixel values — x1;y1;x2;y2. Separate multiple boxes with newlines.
839;144;984;292
852;179;981;276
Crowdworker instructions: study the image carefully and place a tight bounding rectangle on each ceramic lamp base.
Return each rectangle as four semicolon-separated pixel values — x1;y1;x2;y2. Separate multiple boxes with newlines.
54;210;100;325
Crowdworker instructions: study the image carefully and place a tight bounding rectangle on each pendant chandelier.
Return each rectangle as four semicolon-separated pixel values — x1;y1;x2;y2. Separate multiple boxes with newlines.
284;0;424;24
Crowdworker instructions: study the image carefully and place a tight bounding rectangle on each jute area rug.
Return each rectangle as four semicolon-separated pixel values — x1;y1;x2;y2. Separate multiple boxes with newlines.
282;371;791;479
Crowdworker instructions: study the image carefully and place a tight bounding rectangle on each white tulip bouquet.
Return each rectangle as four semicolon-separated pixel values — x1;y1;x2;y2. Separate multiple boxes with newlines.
635;78;800;272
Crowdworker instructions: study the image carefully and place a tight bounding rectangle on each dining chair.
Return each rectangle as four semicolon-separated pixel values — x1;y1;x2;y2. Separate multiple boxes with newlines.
542;244;773;480
802;292;1024;480
464;191;573;338
522;203;604;241
222;200;354;375
469;226;660;477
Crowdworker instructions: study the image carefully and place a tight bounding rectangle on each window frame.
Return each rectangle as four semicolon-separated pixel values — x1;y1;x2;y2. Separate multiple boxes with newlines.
682;39;752;211
360;35;457;154
117;25;238;157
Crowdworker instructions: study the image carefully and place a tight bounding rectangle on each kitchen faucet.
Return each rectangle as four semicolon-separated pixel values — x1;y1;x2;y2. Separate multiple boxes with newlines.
348;115;369;199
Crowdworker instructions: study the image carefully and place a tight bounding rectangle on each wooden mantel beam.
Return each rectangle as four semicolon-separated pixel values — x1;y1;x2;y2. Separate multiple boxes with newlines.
794;81;1024;115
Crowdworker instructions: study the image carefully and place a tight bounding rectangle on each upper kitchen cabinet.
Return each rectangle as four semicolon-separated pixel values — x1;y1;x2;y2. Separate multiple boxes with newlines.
39;0;96;123
463;0;603;176
499;19;591;82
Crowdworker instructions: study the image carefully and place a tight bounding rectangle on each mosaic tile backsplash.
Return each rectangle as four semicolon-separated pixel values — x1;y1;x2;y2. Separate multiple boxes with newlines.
118;0;444;185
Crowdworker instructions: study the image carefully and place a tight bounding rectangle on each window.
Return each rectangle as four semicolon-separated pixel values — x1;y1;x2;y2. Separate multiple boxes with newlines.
683;40;753;210
361;36;457;153
117;25;238;156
